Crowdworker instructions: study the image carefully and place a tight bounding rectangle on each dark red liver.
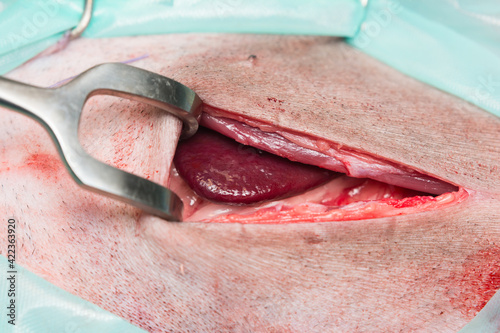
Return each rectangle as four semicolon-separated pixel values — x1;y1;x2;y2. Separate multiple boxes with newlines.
174;127;336;204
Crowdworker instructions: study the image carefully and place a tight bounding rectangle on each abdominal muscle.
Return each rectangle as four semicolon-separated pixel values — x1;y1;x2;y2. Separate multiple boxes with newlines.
0;34;499;332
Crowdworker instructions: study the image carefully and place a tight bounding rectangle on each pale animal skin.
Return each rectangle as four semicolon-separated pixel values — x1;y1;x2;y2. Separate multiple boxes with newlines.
1;34;500;332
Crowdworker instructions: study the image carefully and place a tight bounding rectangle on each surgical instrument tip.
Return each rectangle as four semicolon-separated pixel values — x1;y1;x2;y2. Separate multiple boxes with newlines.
71;0;94;40
0;63;202;221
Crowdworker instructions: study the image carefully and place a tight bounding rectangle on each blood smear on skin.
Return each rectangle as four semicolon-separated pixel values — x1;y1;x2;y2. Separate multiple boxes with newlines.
447;246;500;319
22;153;62;180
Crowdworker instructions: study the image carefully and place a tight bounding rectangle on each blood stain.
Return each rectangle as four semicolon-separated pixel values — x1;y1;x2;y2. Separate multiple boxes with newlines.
24;153;61;179
448;246;500;319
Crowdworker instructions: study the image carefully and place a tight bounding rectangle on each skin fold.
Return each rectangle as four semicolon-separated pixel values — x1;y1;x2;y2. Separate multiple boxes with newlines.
1;34;500;332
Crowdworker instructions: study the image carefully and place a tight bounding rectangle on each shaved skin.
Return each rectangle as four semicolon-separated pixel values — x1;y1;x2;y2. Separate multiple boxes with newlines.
1;35;500;332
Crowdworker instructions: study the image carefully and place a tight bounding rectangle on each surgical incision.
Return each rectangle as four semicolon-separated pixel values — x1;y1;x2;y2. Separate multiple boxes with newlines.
172;116;464;223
